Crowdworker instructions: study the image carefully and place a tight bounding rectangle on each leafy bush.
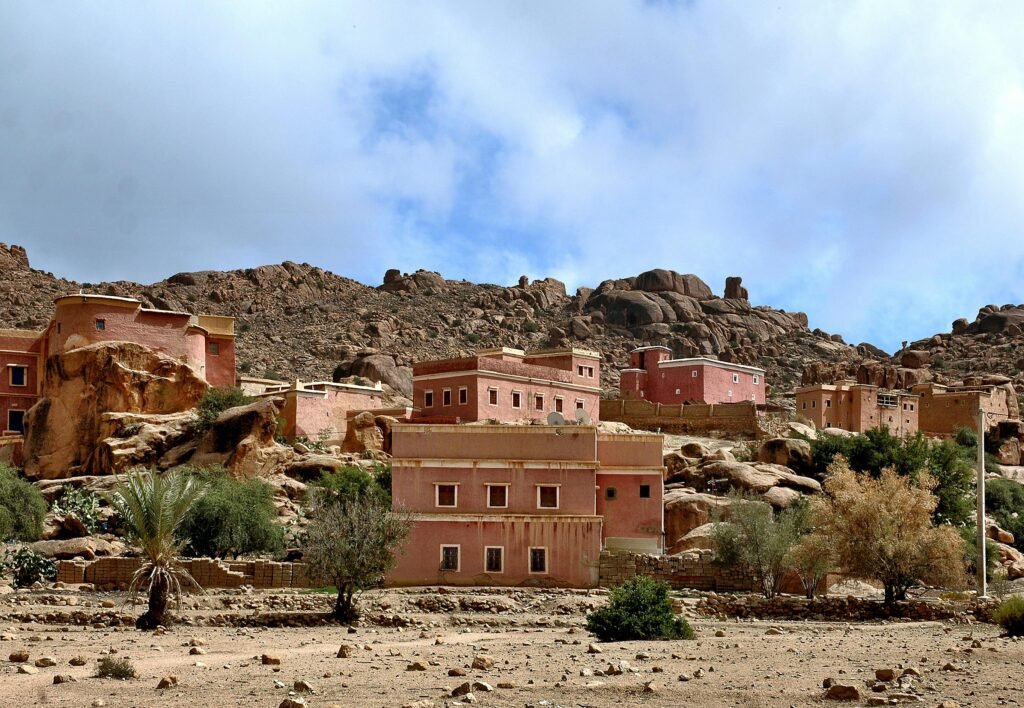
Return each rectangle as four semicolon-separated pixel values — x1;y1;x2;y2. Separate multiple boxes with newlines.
51;487;101;533
954;427;978;448
311;465;391;507
95;656;137;680
712;492;801;599
176;468;283;559
992;595;1024;637
586;576;694;642
193;386;252;433
0;464;47;542
986;478;1024;552
0;546;56;587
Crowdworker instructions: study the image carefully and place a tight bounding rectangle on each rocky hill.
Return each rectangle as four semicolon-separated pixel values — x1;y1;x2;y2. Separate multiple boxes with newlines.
0;242;924;400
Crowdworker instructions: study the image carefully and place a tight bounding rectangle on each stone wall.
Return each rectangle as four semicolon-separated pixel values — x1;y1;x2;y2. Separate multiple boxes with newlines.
600;399;762;437
56;557;317;590
598;550;756;592
696;592;993;622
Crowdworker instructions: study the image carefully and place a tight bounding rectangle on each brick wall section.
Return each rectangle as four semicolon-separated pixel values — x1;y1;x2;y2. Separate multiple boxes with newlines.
598;550;756;592
600;399;762;437
56;557;318;590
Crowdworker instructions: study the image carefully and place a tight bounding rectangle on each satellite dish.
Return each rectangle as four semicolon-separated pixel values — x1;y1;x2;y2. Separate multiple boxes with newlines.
547;411;566;426
575;409;592;425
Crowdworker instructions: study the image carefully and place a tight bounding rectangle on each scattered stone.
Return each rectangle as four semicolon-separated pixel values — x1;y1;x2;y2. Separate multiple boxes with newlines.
8;650;29;662
189;647;207;655
52;674;76;684
470;654;494;670
942;662;962;672
471;681;493;693
406;661;427;671
452;681;474;697
875;668;899;682
18;664;38;675
69;656;87;666
336;644;353;658
279;699;306;708
824;684;861;701
261;654;281;666
156;675;178;690
448;668;467;677
586;643;602;654
293;679;314;693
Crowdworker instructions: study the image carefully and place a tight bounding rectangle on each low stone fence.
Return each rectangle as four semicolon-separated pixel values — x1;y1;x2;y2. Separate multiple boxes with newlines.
56;557;318;591
695;593;996;622
598;550;756;592
600;399;763;437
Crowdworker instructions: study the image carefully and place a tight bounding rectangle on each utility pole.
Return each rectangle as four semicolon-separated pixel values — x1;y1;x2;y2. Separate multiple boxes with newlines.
977;407;987;599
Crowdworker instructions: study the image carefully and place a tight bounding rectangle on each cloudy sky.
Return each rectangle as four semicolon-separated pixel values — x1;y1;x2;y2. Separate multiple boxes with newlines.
3;1;1024;352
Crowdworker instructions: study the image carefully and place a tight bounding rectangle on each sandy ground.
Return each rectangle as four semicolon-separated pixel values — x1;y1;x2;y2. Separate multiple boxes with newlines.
1;586;1021;707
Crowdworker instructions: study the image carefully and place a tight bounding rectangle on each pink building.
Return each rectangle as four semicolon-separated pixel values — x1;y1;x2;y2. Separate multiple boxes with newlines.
619;346;766;405
388;424;665;588
0;294;236;437
246;378;386;445
411;347;602;424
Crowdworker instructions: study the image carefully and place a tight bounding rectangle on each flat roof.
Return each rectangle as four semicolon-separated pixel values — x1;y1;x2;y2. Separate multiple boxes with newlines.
658;357;765;375
54;293;141;309
629;345;671;353
527;347;602;360
476;347;526;357
0;328;43;339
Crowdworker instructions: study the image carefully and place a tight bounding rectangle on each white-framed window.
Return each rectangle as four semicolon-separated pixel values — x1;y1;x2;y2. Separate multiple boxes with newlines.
8;365;27;387
488;387;498;406
811;400;816;408
210;342;220;356
674;388;680;395
7;409;25;434
424;389;434;408
486;484;509;509
442;388;452;407
753;375;759;384
484;546;504;573
440;545;460;572
537;485;559;509
577;365;585;376
529;546;548;574
575;399;585;411
732;373;740;384
458;386;468;405
511;390;522;409
554;397;564;413
435;483;458;508
691;370;698;378
534;393;544;411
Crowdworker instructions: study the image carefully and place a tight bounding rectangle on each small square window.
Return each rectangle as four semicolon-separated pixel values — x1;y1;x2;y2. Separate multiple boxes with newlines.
732;374;740;384
639;484;651;498
554;397;564;413
577;365;585;376
487;484;508;508
753;375;759;384
485;546;504;573
674;388;680;395
458;387;468;405
812;400;816;408
529;547;547;574
442;389;452;406
605;487;617;500
440;545;460;572
488;388;498;405
537;485;559;509
210;342;220;356
95;319;106;331
691;370;698;378
535;394;544;410
826;400;832;408
435;484;457;508
511;391;522;408
802;402;807;409
7;409;25;434
424;390;434;408
9;366;27;387
575;399;585;411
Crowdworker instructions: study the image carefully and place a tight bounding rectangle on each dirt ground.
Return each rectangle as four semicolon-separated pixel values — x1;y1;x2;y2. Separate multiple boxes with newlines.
1;586;1021;708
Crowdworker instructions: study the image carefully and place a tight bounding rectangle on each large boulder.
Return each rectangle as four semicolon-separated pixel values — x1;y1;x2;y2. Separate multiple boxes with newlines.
23;342;207;479
334;351;412;397
692;460;821;495
634;269;713;299
30;537;125;560
674;522;719;552
757;438;814;476
663;488;736;553
93;412;196;474
342;411;385;454
187;398;285;478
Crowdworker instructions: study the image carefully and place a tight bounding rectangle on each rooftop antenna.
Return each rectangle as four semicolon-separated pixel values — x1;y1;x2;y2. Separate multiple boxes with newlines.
546;411;566;426
575;409;591;425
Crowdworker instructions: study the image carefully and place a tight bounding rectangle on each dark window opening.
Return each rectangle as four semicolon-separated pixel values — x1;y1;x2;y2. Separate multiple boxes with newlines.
440;546;459;571
639;484;651;498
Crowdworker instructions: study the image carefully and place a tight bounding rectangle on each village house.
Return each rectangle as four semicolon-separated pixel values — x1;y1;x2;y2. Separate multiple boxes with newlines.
0;293;235;436
619;345;766;405
795;381;919;435
387;424;665;587
411;347;602;424
911;382;1014;436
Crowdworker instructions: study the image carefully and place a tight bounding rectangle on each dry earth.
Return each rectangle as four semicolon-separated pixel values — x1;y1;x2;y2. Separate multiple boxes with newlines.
1;586;1021;708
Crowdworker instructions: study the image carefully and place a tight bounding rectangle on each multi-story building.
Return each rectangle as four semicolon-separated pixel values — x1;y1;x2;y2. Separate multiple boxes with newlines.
0;293;235;436
411;347;602;424
795;381;919;435
911;382;1013;436
619;345;766;405
387;424;665;587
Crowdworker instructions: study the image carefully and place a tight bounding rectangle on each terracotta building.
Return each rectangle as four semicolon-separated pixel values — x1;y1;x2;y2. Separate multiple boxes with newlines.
387;424;665;587
411;347;602;424
911;382;1014;436
795;381;919;435
0;294;235;436
245;378;386;445
619;346;766;405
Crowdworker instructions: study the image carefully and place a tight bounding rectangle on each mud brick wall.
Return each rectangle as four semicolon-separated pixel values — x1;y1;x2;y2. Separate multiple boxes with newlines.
56;557;319;591
598;550;756;592
600;400;763;437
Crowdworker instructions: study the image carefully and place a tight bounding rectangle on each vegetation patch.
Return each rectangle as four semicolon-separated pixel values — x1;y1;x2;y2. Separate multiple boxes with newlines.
586;576;694;642
0;463;47;542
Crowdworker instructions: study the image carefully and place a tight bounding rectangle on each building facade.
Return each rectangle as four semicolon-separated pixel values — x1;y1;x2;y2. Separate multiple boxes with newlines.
911;382;1013;436
411;347;602;424
619;346;766;405
0;329;44;436
387;424;664;588
246;378;386;445
795;381;919;435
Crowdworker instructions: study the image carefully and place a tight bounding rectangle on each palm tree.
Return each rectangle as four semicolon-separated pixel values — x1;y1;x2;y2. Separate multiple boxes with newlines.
110;469;208;630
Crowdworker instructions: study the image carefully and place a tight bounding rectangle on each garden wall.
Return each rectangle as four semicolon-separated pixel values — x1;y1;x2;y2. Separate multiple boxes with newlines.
599;399;763;437
55;557;317;590
598;550;757;592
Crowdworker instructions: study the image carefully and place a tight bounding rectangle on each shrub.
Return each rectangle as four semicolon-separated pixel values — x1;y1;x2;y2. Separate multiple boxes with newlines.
51;487;102;533
95;656;137;680
954;427;978;448
465;332;481;344
262;370;284;381
992;595;1024;637
176;468;283;559
986;478;1024;552
0;546;56;588
0;464;47;542
311;465;391;507
523;320;540;333
586;576;694;642
193;386;252;433
712;492;801;599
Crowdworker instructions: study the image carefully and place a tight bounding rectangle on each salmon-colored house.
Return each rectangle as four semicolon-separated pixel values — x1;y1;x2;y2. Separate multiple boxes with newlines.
411;347;602;424
388;424;665;588
0;294;235;436
246;378;386;445
795;381;919;435
619;346;766;405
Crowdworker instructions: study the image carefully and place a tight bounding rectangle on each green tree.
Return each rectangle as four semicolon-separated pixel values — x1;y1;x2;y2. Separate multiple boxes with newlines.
310;465;391;507
586;576;694;642
0;463;47;542
712;492;801;599
985;478;1024;552
109;470;208;629
193;386;252;433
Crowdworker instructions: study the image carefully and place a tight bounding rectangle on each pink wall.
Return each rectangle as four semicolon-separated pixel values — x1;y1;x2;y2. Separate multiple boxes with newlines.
387;517;602;587
393;425;597;461
206;336;235;387
595;473;663;541
50;300;193;359
0;333;42;435
289;386;384;442
621;349;765;406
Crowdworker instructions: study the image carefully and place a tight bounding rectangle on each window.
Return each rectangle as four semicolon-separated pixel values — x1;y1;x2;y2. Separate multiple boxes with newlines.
484;546;504;573
691;370;698;378
812;400;816;408
56;322;61;334
210;342;220;356
577;365;585;376
605;487;617;500
442;388;452;407
7;410;25;434
802;402;806;410
435;484;457;508
675;388;680;395
639;484;651;498
910;403;914;411
534;394;544;411
511;391;522;409
529;547;547;574
488;388;498;405
878;394;898;408
458;387;468;405
753;375;759;384
537;485;559;509
583;366;594;378
9;366;27;387
440;545;460;572
424;390;434;408
826;400;831;408
95;319;106;331
732;373;740;384
554;397;564;413
486;484;508;509
575;399;585;411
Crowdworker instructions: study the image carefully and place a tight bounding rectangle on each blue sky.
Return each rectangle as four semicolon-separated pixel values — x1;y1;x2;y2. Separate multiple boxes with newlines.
3;2;1024;353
